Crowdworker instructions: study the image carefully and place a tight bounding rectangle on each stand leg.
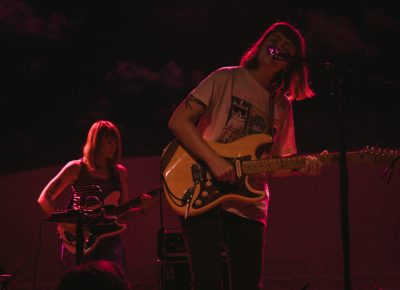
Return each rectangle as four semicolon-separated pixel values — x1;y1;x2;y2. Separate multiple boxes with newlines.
75;215;84;265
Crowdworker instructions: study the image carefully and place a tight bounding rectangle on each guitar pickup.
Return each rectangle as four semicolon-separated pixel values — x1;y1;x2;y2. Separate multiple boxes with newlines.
190;164;203;182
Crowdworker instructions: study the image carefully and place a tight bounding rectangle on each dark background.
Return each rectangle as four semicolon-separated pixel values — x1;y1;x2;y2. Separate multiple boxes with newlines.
1;1;399;175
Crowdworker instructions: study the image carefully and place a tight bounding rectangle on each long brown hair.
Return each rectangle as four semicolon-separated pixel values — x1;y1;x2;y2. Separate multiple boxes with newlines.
240;21;315;101
83;120;122;170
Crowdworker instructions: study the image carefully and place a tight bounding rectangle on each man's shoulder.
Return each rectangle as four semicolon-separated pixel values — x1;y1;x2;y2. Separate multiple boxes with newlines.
214;65;242;74
207;66;243;80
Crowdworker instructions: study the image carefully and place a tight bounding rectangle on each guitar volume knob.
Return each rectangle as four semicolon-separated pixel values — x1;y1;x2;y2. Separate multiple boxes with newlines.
201;191;209;198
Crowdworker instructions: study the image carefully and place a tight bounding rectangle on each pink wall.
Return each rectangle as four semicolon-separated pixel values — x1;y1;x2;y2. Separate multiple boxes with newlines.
1;156;399;290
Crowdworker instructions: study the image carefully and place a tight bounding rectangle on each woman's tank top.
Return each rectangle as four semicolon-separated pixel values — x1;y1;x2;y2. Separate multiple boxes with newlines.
70;159;121;210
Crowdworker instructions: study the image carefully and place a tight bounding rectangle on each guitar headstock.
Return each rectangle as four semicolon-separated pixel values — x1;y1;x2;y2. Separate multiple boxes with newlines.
360;146;400;166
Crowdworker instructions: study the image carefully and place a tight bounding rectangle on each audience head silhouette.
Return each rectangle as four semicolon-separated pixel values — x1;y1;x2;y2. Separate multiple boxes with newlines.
56;260;132;290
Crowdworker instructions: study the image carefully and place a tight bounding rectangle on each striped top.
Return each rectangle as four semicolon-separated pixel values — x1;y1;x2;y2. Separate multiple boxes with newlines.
70;159;121;209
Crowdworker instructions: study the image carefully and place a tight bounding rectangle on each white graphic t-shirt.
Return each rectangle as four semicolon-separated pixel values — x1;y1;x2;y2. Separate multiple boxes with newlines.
191;66;297;225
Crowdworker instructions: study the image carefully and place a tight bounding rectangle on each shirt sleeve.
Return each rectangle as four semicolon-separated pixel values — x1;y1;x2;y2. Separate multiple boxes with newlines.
189;67;232;108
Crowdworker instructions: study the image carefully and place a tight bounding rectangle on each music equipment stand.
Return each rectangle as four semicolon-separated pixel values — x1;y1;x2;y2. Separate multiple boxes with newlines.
45;209;103;265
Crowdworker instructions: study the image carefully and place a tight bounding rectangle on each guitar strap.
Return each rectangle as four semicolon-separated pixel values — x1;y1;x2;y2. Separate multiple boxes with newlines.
264;88;276;156
253;89;276;159
268;89;276;139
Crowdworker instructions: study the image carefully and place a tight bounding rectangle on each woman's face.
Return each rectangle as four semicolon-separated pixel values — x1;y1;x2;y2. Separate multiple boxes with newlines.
99;135;117;159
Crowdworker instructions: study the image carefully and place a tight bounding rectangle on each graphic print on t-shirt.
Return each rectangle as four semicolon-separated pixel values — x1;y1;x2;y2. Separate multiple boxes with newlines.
218;96;269;144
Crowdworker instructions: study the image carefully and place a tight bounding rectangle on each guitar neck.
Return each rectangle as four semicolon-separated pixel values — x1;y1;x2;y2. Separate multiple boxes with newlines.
242;151;364;174
107;187;159;216
107;196;145;216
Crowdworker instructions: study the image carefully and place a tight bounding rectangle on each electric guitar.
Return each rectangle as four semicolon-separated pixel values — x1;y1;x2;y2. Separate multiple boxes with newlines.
56;187;159;256
161;133;399;217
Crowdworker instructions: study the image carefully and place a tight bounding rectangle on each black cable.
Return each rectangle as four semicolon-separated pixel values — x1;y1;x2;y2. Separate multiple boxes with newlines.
32;219;44;290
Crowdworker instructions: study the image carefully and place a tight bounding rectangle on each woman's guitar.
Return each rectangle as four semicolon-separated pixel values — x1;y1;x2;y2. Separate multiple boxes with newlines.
56;187;159;256
161;133;398;217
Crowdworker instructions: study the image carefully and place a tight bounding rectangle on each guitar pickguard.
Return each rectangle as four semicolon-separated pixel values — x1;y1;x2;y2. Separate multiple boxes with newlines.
161;135;269;217
189;156;260;210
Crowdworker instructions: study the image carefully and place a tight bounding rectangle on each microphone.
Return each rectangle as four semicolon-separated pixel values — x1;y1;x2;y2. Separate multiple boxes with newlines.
266;45;338;70
266;45;293;62
266;45;279;58
266;45;333;68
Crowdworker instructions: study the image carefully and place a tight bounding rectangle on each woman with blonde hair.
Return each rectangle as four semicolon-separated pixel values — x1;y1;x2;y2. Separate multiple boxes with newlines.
38;120;153;272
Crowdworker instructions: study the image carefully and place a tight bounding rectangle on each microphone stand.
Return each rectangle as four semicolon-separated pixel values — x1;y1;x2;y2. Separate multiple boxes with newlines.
75;213;84;265
45;207;104;266
44;209;89;266
331;65;352;290
304;55;399;289
320;61;352;289
157;177;166;290
45;186;106;266
321;61;397;290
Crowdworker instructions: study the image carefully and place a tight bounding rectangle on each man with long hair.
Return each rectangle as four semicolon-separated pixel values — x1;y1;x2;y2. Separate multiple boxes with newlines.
168;22;326;290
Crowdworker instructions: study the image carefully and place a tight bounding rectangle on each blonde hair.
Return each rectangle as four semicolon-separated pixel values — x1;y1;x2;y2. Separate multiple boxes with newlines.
83;120;122;170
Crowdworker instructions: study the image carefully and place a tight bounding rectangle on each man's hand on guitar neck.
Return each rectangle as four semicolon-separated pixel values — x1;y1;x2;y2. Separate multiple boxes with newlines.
206;149;328;182
298;150;328;176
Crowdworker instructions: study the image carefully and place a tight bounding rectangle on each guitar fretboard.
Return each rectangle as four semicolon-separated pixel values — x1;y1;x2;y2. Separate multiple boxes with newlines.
107;187;159;216
241;151;382;174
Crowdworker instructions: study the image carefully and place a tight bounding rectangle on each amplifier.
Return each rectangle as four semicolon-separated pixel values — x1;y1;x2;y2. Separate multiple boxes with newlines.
157;228;187;260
